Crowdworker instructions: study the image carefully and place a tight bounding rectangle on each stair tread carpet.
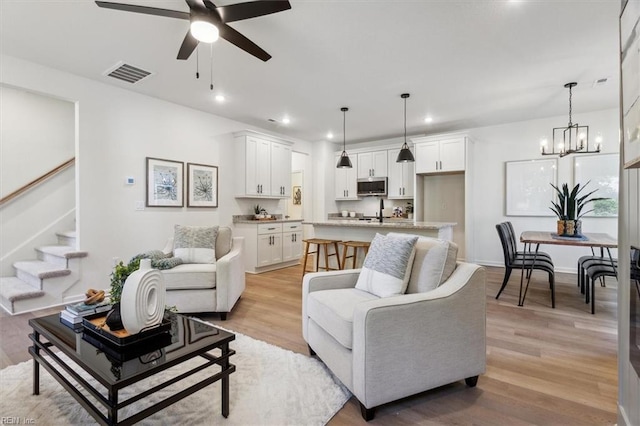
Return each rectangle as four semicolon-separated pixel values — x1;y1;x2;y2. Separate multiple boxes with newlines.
13;260;71;279
0;277;45;302
36;245;88;259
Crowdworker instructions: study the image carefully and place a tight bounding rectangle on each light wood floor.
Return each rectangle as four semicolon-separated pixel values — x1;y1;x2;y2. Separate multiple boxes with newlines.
0;265;618;425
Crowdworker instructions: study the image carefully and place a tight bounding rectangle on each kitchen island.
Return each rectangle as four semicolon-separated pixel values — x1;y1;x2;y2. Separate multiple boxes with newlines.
303;219;456;242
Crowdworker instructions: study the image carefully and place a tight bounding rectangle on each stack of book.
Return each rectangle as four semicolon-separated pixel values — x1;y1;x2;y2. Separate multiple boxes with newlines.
60;301;112;329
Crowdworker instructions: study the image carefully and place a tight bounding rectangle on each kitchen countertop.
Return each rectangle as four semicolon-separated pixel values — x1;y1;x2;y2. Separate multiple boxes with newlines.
303;220;456;229
233;215;303;224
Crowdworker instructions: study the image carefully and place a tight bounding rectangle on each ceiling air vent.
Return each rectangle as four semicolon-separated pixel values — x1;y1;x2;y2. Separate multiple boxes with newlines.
103;62;153;84
592;77;609;88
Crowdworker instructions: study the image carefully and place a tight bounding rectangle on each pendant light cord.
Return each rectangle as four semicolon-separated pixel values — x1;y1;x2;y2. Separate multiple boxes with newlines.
343;109;346;151
568;84;573;126
210;44;214;91
403;96;407;145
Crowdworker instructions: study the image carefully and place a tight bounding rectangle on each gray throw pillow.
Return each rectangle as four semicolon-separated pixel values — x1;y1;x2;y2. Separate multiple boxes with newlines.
173;225;218;264
355;233;418;297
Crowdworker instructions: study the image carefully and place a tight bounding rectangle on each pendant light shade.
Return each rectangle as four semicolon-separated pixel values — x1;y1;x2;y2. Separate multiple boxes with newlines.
336;107;353;168
396;93;415;163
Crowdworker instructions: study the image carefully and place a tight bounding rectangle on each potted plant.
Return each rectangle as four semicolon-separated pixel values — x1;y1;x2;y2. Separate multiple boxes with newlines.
549;181;608;237
254;204;264;219
107;258;141;330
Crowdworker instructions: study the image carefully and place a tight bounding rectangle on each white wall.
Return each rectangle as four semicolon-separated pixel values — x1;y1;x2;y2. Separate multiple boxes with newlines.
0;54;313;291
0;85;75;196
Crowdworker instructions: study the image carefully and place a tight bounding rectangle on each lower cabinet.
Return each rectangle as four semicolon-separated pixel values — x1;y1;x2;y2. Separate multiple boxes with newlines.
234;221;303;273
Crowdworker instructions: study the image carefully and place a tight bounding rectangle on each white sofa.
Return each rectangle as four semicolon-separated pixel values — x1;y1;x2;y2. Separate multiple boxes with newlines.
161;227;245;320
302;235;486;421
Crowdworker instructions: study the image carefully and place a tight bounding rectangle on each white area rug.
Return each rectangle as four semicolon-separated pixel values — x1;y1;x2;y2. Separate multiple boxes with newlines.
0;329;350;425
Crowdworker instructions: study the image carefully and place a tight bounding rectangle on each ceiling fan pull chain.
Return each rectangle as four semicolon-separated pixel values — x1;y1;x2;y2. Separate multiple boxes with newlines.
210;44;214;91
196;46;200;79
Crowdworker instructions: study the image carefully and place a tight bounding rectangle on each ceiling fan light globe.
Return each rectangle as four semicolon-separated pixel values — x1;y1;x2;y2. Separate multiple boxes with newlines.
190;20;219;43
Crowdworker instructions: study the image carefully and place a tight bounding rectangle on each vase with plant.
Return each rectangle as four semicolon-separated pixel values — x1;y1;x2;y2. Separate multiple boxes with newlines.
107;258;141;330
549;181;608;237
254;204;264;219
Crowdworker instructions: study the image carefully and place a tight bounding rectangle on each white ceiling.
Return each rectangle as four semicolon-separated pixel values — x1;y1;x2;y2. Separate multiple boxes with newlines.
0;0;621;144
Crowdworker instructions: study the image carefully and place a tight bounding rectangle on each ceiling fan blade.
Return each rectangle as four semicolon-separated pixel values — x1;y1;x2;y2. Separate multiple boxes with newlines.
214;1;291;23
177;31;199;60
219;23;271;61
95;1;190;20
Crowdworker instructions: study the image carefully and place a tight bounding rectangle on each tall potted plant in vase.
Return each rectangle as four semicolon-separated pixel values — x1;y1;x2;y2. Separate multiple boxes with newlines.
549;181;608;237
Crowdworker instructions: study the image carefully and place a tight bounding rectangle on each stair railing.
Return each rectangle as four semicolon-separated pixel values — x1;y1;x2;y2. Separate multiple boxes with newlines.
0;157;75;207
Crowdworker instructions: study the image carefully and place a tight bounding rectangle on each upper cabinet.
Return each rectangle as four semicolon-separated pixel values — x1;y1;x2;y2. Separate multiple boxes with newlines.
234;131;293;198
413;136;466;174
357;150;388;178
387;148;414;199
335;154;359;200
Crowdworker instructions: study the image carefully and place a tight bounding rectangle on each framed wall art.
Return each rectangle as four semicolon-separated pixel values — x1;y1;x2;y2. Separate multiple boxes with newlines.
573;153;619;217
146;157;184;207
505;158;558;216
187;162;218;208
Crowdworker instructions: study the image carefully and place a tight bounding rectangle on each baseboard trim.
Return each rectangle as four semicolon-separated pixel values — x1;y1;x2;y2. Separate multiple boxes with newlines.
618;403;632;426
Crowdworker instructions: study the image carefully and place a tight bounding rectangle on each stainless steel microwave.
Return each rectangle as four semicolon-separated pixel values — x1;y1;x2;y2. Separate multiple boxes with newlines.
357;177;387;196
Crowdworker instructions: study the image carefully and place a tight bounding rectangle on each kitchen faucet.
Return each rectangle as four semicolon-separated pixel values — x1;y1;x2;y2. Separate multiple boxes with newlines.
379;198;384;223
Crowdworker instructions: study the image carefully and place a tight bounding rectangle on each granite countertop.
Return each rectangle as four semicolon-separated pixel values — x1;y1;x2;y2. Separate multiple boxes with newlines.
303;220;456;229
233;215;303;224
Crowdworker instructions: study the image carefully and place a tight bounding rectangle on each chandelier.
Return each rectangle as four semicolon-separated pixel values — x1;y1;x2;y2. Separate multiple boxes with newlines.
540;82;602;157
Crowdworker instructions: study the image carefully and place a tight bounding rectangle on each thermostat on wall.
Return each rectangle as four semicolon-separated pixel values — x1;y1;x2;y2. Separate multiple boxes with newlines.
126;177;135;185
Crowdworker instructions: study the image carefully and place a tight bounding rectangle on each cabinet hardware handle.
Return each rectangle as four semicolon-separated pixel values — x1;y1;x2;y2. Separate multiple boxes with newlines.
439;160;442;170
435;161;438;170
399;187;402;195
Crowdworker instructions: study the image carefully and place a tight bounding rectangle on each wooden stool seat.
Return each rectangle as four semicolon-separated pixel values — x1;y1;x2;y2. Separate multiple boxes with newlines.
302;238;342;276
340;240;371;270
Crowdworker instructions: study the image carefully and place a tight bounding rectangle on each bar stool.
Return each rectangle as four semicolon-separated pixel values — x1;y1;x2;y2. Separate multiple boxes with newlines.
340;241;371;270
302;238;342;276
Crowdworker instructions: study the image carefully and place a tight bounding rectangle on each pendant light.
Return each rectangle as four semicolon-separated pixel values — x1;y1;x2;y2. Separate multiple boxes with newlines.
396;93;415;163
336;107;353;168
539;82;601;157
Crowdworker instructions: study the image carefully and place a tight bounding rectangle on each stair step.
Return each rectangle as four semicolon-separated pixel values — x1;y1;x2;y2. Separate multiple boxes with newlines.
56;230;77;247
14;260;71;279
36;245;88;259
0;277;45;303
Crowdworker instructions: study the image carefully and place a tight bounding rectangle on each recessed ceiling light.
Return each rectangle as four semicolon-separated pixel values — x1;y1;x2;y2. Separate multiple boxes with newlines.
327;132;334;139
282;117;291;124
215;94;225;102
424;116;433;124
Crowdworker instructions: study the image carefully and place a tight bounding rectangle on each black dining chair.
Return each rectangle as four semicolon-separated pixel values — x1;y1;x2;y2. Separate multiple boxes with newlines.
504;221;553;264
578;254;617;296
584;247;639;314
495;222;556;307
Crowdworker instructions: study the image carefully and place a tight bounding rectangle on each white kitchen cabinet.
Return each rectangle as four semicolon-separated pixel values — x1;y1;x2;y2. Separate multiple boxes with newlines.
387;148;414;199
414;137;465;174
282;222;303;262
335;154;359;200
357;150;388;178
234;131;293;198
271;142;292;197
234;221;303;273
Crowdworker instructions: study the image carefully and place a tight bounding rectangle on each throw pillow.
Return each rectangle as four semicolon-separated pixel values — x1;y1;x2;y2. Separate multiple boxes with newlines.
173;225;219;264
389;233;458;294
355;233;418;298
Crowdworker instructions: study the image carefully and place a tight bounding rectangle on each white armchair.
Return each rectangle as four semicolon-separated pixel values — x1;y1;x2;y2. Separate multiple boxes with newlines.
160;226;245;320
302;253;486;420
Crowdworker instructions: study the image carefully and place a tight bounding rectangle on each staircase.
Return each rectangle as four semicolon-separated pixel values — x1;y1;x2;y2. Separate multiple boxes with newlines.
0;230;87;314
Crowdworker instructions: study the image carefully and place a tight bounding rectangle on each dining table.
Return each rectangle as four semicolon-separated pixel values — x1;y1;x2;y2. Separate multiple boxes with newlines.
517;231;618;307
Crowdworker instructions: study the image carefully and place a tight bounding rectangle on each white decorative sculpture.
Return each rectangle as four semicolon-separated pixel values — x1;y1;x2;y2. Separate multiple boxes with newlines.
121;259;166;334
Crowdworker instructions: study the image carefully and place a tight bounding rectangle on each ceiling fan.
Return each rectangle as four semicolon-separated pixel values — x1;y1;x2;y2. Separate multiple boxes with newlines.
95;0;291;62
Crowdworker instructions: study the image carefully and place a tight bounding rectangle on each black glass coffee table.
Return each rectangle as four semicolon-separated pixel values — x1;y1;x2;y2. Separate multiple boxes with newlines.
28;312;235;425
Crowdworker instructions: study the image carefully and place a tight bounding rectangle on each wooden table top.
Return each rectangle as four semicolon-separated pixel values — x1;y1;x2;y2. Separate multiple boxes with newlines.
520;231;618;248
